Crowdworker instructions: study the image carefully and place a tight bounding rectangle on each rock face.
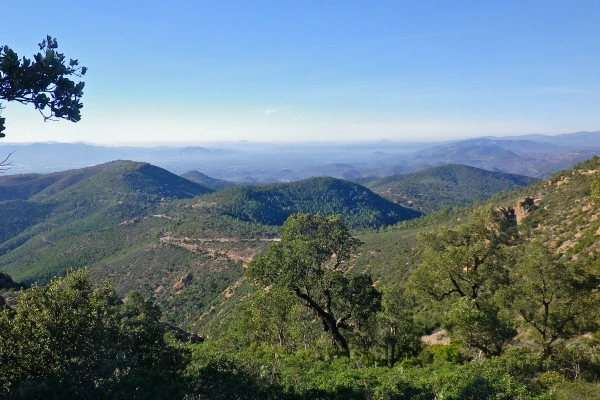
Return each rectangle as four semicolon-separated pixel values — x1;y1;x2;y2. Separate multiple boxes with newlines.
173;274;193;290
515;197;536;225
497;207;516;222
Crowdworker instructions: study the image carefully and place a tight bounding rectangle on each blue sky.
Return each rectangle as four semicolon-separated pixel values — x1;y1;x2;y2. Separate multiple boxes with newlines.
1;1;599;145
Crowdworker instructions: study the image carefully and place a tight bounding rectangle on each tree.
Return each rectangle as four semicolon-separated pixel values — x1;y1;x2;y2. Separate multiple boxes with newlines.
441;296;515;359
235;287;314;351
0;36;86;139
0;270;184;399
409;205;518;357
377;284;422;367
246;213;381;356
502;243;600;357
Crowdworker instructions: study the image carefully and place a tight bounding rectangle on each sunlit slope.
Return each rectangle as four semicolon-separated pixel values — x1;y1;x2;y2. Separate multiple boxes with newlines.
0;160;214;277
354;157;600;290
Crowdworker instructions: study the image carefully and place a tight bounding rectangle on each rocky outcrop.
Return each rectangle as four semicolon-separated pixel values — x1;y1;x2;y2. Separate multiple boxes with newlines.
173;274;193;290
515;197;536;225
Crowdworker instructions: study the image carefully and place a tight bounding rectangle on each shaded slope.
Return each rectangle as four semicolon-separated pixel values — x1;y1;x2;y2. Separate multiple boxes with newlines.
361;164;538;213
203;177;421;229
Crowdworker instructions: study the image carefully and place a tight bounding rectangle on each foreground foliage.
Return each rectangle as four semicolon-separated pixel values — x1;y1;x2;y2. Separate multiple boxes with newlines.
410;205;518;357
182;341;560;399
2;265;600;399
0;270;184;399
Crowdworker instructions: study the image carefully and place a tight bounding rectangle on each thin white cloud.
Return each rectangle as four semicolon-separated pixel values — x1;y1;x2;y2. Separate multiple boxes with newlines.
251;107;293;117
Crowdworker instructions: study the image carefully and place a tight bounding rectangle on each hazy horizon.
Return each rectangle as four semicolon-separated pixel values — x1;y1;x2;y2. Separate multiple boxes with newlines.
1;2;599;145
2;129;599;149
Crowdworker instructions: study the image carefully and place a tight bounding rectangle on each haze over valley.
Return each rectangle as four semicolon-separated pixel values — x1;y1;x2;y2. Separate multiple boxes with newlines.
2;130;600;182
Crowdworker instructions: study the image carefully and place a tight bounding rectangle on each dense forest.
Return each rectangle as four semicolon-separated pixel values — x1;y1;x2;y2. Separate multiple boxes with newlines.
2;157;600;398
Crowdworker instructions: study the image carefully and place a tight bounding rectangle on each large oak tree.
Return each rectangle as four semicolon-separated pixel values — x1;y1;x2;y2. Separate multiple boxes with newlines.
247;213;381;356
409;205;518;357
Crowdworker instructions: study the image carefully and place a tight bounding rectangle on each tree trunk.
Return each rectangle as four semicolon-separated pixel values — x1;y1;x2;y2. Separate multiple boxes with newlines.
324;317;350;356
293;288;350;356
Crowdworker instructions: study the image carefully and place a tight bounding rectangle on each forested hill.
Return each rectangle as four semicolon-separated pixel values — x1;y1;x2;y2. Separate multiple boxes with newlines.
0;160;214;202
5;157;600;397
358;164;538;213
0;160;214;245
202;176;421;229
0;160;214;279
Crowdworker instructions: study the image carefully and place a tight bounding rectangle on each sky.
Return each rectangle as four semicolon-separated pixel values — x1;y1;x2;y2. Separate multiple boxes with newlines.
1;1;600;145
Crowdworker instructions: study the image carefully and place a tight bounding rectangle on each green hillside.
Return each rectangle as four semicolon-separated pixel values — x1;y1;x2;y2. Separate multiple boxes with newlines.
0;160;214;202
3;156;599;335
198;157;600;398
203;176;421;229
0;162;420;330
0;162;540;333
360;164;538;213
0;160;212;274
352;159;599;287
0;160;214;252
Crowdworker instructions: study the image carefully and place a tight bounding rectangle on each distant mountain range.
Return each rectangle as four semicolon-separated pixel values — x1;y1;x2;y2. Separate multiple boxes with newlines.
1;131;599;181
409;138;596;177
482;131;600;149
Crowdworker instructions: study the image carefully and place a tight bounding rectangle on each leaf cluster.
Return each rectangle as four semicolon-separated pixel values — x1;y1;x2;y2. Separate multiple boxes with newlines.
0;36;87;137
0;270;184;399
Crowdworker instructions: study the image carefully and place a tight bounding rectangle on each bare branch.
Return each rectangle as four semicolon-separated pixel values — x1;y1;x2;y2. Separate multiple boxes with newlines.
0;150;14;173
